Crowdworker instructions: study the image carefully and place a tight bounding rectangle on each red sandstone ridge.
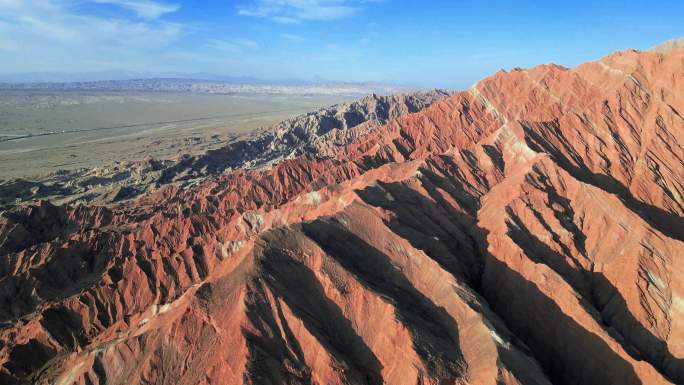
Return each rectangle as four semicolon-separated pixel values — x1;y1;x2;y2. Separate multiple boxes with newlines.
0;45;683;385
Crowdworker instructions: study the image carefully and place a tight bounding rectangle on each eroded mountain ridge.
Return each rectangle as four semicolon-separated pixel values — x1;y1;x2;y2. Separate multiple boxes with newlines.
0;46;683;385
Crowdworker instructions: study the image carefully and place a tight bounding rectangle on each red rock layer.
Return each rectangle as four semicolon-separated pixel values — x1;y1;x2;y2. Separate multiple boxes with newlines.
0;47;683;385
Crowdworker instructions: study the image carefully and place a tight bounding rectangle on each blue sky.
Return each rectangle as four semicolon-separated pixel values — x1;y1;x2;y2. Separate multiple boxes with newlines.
0;0;682;88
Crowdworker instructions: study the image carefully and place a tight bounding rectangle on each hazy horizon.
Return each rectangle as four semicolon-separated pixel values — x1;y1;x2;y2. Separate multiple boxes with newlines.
0;70;414;87
0;1;682;88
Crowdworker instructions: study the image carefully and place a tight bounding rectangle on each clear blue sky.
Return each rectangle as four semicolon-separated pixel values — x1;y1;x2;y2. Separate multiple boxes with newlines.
0;0;682;88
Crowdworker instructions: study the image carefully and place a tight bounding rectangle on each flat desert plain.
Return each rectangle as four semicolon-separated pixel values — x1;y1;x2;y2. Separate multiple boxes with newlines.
0;91;351;179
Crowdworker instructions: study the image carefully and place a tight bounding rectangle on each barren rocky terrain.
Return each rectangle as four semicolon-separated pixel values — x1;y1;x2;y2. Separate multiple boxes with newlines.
0;92;354;179
0;90;448;209
0;44;683;385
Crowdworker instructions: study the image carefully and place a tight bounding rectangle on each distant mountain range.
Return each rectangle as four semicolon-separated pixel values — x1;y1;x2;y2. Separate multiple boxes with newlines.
0;70;338;84
0;77;413;96
0;71;414;96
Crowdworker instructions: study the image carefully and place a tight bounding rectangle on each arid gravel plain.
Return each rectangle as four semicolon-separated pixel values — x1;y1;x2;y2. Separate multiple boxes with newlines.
0;91;351;179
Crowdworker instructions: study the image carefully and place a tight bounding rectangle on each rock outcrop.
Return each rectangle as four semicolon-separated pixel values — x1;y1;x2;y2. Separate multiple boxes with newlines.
0;46;683;385
651;37;684;54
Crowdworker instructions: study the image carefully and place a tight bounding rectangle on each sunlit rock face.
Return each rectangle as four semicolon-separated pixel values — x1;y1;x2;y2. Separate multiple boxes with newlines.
1;46;683;385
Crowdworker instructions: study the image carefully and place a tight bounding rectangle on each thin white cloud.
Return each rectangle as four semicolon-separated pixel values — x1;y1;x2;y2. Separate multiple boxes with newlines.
207;38;259;53
325;43;341;51
270;15;300;24
0;0;185;71
0;0;383;79
233;38;260;50
281;33;305;42
91;0;180;19
237;0;378;24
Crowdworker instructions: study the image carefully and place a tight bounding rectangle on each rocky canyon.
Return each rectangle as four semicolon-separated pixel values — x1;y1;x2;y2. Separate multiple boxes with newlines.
0;43;683;385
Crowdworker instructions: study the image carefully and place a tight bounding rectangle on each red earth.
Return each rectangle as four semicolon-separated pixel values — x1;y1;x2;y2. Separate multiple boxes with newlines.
1;46;683;385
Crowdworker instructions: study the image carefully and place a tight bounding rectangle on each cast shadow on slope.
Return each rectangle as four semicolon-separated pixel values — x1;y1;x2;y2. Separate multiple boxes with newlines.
470;225;644;385
0;236;113;324
301;219;467;383
355;179;480;284
0;201;73;255
355;178;645;384
520;120;684;242
247;244;384;385
243;278;316;385
356;181;558;385
355;152;489;285
505;209;683;383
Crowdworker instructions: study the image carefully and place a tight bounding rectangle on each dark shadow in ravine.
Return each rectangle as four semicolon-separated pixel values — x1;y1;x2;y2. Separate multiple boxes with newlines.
505;208;590;297
356;179;480;284
504;209;682;383
301;219;466;383
422;153;486;215
355;172;557;383
3;339;56;381
39;306;88;351
474;223;644;385
591;272;684;383
355;151;490;285
521;120;684;242
242;278;315;385
523;168;588;258
254;245;384;385
0;239;112;327
482;144;506;172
